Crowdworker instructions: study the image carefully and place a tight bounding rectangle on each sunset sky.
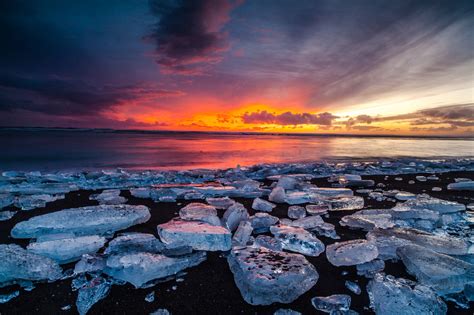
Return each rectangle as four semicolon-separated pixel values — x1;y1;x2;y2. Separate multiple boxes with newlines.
0;0;473;136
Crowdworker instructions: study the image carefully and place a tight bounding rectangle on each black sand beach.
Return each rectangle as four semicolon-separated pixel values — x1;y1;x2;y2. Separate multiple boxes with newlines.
1;171;473;315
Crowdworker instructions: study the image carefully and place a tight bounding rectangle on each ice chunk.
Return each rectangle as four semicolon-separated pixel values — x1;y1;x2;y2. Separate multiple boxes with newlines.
447;181;474;191
249;213;279;233
0;193;15;209
326;240;378;266
254;235;283;251
368;228;470;256
0;244;62;286
367;273;447;315
287;206;306;219
306;203;330;216
290;215;324;230
11;205;151;238
396;195;465;214
178;202;220;226
105;251;206;287
270;225;325;256
340;213;395;230
129;188;152;198
15;194;64;210
252;197;276;212
397;244;474;294
0;290;19;304
74;254;106;275
232;221;253;246
309;188;353;198
104;233;164;255
90;189;126;205
27;235;106;264
342;179;374;188
395;192;416;201
356;259;385;278
222;203;249;231
276;176;299;189
158;219;231;251
312;222;339;239
145;291;155;303
274;309;301;315
150;309;171;315
327;196;364;211
345;281;361;295
465;283;474;301
0;210;16;221
75;276;111;315
284;192;313;205
227;246;319;305
205;197;235;209
268;186;286;203
311;294;351;313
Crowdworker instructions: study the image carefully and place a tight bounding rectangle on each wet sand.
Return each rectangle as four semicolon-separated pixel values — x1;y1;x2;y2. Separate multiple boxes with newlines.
0;171;473;314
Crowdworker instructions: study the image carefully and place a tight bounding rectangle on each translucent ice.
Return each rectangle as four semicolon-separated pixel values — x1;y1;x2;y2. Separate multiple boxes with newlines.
327;196;364;211
232;220;253;246
287;206;306;219
205;197;235;209
11;205;151;238
158;219;231;251
222;203;249;232
395;195;466;214
75;276;111;315
90;189;127;205
268;187;286;203
326;240;378;266
270;225;325;256
447;181;474;191
227;246;319;305
254;235;283;251
27;235;106;264
252;197;276;212
15;194;64;211
340;213;395;231
249;213;279;233
311;294;351;313
178;202;220;226
104;233;165;255
356;259;385;278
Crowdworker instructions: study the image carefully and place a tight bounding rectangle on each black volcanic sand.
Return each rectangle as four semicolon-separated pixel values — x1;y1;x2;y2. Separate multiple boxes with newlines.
0;171;473;314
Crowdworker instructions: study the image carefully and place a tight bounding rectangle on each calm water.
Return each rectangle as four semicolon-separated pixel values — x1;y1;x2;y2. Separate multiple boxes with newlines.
1;130;473;171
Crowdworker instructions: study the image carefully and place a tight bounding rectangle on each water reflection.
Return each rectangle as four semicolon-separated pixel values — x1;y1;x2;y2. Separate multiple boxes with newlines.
0;131;472;171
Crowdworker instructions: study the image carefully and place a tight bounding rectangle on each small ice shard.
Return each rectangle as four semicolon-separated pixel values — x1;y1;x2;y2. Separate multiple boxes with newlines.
273;309;301;315
27;235;106;264
252;197;276;212
11;205;151;238
254;235;283;251
327;196;364;211
397;244;474;294
284;192;313;205
75;276;111;315
290;215;324;230
395;192;416;201
104;233;164;255
447;181;474;191
326;240;378;266
158;219;231;251
145;291;155;303
129;188;152;199
287;206;306;219
368;227;470;256
356;259;385;278
150;309;171;315
249;213;279;233
222;203;249;231
0;290;19;304
306;203;330;215
0;210;16;221
206;197;235;209
345;281;361;295
396;195;465;214
105;251;206;287
340;213;395;230
90;189;127;205
416;176;427;182
269;186;287;204
367;273;447;315
15;194;64;210
232;221;253;246
311;294;351;313
0;244;62;286
74;254;106;275
312;222;339;239
270;225;325;256
309;188;353;198
227;246;319;305
427;175;439;180
432;187;442;192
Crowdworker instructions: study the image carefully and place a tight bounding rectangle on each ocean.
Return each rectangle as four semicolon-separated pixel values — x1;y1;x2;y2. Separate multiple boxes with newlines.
1;129;473;171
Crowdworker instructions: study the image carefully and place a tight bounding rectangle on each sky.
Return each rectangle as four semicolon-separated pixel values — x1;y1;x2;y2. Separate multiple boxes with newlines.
0;0;473;136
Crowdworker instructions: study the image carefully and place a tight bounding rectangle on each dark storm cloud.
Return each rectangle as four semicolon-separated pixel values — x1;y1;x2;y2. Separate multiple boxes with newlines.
148;0;241;75
242;110;337;126
0;74;183;116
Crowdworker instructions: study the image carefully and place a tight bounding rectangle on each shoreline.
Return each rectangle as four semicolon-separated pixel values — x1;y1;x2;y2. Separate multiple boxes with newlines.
0;166;473;314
